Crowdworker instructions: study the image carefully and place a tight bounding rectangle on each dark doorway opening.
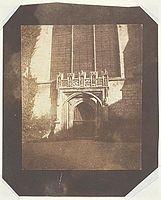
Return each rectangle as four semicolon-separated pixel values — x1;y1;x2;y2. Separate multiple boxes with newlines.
73;102;96;137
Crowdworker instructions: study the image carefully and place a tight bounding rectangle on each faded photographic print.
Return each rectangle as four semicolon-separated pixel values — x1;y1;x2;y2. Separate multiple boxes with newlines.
21;24;142;170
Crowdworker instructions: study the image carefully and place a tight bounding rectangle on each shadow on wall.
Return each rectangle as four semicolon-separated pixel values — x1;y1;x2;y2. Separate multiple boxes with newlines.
107;24;142;143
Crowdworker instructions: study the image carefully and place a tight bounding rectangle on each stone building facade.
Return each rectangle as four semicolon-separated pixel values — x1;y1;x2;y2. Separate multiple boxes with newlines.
26;24;142;139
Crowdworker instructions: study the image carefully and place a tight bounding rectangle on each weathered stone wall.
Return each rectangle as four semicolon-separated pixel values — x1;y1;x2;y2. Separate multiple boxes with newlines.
50;25;120;78
95;25;120;77
73;25;94;73
23;24;142;141
51;25;71;79
109;24;142;120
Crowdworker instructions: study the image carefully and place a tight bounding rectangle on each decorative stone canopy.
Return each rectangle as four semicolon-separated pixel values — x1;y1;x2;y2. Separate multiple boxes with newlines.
57;69;109;89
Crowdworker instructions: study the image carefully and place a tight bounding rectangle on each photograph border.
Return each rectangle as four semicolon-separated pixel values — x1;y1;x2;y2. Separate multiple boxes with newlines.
3;3;158;196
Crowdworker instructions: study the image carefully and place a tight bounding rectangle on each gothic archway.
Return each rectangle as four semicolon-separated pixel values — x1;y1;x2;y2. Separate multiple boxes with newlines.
54;91;104;136
73;102;96;137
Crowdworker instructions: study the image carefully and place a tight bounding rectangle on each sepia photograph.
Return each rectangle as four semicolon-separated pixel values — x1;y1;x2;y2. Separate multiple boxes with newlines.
2;1;159;196
21;24;142;170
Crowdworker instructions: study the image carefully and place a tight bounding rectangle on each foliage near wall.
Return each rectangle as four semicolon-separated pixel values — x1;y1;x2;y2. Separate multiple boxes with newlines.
21;25;41;141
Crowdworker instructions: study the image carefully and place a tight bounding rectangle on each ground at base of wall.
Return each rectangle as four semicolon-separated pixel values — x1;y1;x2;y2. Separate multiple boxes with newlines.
23;117;141;143
22;140;141;170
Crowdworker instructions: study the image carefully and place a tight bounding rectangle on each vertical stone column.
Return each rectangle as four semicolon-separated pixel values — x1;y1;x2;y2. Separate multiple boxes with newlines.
93;24;97;71
102;105;108;121
71;25;74;73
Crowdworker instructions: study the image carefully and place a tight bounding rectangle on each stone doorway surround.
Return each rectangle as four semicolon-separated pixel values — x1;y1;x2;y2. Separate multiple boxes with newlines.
53;70;109;135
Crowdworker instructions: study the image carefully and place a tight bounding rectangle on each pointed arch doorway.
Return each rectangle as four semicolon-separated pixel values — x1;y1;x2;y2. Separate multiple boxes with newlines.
73;102;96;137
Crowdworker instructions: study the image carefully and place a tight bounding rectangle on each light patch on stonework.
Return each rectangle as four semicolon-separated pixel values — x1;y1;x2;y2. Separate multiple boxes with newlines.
108;80;124;106
30;25;53;82
117;24;129;50
117;24;129;78
33;84;51;117
29;25;53;117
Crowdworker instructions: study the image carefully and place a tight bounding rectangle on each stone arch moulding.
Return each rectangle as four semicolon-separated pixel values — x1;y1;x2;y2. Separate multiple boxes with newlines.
62;91;103;107
56;91;102;133
3;2;158;197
